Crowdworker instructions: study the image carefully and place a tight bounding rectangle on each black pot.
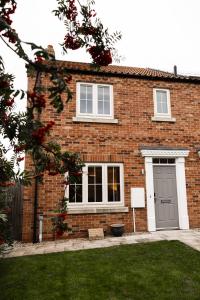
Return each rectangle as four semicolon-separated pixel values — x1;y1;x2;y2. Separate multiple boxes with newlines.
110;224;125;237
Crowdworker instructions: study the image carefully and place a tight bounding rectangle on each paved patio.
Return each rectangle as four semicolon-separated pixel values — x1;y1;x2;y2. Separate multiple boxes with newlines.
2;229;200;258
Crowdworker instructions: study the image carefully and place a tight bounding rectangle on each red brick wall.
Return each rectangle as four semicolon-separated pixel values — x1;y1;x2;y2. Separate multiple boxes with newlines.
22;65;200;241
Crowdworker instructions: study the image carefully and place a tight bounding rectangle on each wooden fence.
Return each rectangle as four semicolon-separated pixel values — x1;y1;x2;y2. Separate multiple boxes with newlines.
3;182;23;241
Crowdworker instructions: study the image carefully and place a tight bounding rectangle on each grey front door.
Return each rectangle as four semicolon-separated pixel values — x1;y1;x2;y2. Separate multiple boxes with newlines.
153;165;179;229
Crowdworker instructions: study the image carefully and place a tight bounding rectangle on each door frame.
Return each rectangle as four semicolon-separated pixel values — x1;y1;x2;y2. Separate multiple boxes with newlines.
141;149;189;231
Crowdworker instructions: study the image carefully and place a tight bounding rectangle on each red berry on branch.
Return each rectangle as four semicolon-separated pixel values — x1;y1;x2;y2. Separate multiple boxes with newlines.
78;25;97;36
35;55;45;63
2;113;9;123
0;182;15;187
27;91;37;98
64;34;81;50
49;121;55;126
66;0;77;21
27;92;46;108
0;80;9;88
5;98;14;107
14;144;26;152
63;180;69;185
64;75;72;83
2;15;12;25
2;29;17;44
48;171;59;176
89;9;96;18
17;157;24;162
58;212;67;219
56;229;64;237
88;46;112;66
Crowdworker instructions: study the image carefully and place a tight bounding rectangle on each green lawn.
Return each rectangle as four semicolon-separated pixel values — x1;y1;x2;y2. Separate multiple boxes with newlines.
1;241;200;300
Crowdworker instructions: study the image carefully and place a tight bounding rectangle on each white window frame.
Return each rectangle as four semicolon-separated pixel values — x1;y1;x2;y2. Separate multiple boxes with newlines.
66;163;124;208
76;82;114;119
153;88;171;119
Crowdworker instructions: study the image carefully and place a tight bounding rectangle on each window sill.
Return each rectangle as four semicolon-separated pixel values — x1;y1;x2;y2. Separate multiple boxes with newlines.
72;117;119;124
68;206;129;214
151;116;176;123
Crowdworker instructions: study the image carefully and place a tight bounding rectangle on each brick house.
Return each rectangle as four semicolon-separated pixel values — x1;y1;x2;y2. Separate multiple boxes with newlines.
23;59;200;242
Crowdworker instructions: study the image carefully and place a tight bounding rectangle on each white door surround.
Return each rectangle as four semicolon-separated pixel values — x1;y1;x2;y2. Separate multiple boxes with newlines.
141;149;190;232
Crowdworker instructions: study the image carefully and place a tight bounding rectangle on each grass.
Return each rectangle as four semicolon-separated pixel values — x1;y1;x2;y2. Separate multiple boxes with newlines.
1;241;200;300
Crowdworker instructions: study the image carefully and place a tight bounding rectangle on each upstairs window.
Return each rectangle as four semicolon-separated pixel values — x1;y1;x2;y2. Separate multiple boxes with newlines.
153;89;171;118
77;83;113;119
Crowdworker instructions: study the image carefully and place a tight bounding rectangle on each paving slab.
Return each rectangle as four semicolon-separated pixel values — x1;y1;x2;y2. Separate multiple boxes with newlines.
1;229;200;258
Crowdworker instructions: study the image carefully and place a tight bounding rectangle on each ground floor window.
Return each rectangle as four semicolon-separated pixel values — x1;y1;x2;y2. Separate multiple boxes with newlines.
67;163;124;206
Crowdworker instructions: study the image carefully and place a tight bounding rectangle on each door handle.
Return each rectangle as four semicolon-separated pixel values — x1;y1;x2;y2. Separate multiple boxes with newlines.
154;193;156;202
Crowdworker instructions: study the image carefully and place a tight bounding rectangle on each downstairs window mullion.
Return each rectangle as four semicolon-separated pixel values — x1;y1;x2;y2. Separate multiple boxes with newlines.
82;165;87;204
94;85;98;116
103;164;108;204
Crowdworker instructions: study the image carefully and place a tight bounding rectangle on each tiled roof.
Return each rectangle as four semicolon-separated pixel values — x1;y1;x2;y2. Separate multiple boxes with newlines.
53;60;200;83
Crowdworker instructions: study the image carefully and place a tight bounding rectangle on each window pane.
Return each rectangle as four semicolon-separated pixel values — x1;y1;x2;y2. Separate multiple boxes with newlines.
87;100;93;113
153;158;159;164
69;184;82;203
88;166;102;202
76;185;82;202
104;102;110;114
108;184;120;202
157;98;162;113
98;86;110;115
156;90;168;114
96;167;102;184
103;86;110;97
96;185;102;202
87;86;92;100
162;100;168;114
88;185;94;202
98;86;103;100
114;167;120;183
107;166;121;202
168;158;175;164
80;85;86;100
80;85;93;113
80;85;92;98
157;90;167;102
69;170;82;203
104;87;110;101
160;158;168;164
69;185;76;203
80;100;86;113
98;101;103;114
114;184;120;202
88;167;95;184
108;167;113;184
108;184;113;202
69;171;82;184
108;167;120;183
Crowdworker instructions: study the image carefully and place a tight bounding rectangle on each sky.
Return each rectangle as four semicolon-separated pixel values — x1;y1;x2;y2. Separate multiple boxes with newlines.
1;0;200;167
1;0;200;96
